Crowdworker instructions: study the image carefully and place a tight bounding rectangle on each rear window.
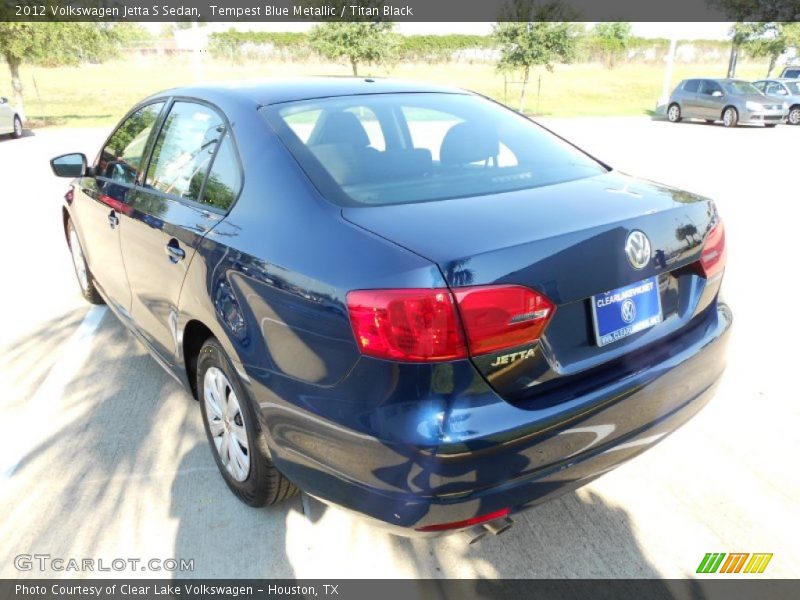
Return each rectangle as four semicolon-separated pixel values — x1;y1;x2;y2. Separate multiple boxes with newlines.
683;80;700;92
783;69;800;78
261;93;607;207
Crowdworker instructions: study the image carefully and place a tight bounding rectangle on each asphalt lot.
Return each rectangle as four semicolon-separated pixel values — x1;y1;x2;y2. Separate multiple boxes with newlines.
1;117;799;580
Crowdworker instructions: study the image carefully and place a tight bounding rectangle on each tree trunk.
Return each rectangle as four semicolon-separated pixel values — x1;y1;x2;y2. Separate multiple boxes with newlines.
519;67;530;113
767;53;777;78
8;57;25;121
350;58;358;77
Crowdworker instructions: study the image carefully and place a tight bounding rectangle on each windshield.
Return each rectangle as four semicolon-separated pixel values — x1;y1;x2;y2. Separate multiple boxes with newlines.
723;81;763;95
786;81;800;95
261;93;607;207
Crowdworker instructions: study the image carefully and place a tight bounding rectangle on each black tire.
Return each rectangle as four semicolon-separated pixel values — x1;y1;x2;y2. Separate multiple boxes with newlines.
66;219;104;305
667;103;682;123
197;337;297;507
722;107;738;128
789;107;800;126
11;115;23;139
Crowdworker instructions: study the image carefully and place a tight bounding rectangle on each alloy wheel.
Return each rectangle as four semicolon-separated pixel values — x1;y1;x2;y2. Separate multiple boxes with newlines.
668;105;680;122
790;109;800;125
203;366;251;482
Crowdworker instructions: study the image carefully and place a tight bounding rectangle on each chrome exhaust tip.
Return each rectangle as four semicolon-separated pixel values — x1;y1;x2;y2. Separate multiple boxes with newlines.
463;525;490;545
484;516;514;536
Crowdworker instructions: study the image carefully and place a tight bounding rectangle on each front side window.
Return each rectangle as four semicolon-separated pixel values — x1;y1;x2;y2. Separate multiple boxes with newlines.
786;81;800;95
766;82;788;96
699;81;722;96
262;93;607;207
98;102;164;184
145;102;224;202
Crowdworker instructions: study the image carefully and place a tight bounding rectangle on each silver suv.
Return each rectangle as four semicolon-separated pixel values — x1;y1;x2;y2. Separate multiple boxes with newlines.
667;78;788;127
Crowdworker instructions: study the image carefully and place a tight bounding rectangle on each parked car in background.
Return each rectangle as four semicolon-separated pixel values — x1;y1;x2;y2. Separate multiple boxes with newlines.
779;66;800;79
50;79;731;539
753;79;800;125
667;78;788;127
0;96;23;138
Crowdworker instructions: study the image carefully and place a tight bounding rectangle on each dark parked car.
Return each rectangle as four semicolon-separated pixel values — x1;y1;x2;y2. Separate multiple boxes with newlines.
51;79;731;540
667;78;787;127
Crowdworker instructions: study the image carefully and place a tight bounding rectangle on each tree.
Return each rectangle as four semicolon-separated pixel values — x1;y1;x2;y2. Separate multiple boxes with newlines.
731;22;800;77
493;18;580;112
0;22;146;120
590;22;632;69
310;21;399;76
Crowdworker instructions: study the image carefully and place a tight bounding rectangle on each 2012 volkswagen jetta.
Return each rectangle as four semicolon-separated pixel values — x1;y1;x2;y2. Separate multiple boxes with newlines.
51;78;731;538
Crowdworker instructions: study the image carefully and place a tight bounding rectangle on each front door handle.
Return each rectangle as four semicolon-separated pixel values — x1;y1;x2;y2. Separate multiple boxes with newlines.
165;239;185;263
108;210;119;229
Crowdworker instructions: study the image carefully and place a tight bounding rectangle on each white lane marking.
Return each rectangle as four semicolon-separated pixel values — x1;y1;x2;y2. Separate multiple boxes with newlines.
1;306;107;480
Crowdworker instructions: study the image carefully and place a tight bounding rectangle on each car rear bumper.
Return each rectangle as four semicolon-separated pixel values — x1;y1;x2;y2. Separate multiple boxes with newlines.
246;300;731;535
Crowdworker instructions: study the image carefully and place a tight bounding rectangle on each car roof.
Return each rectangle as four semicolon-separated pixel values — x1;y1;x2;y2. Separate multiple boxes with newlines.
144;77;470;107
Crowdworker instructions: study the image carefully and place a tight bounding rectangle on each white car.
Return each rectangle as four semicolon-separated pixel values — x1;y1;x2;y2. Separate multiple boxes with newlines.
0;96;23;138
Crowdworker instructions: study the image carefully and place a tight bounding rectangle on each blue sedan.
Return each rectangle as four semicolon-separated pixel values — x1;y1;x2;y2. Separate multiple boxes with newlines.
50;78;731;539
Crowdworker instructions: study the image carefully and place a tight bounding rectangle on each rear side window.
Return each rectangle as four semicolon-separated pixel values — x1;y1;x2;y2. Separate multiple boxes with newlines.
201;134;241;211
262;93;607;207
98;102;164;184
145;102;224;202
683;80;700;93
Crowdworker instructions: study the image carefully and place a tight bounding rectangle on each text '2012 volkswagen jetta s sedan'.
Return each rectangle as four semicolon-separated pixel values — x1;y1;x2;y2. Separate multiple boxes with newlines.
51;78;731;539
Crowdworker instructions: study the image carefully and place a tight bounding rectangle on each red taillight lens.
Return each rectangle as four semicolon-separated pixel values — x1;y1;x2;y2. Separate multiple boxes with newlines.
453;285;555;356
346;289;468;362
699;219;726;279
347;285;556;362
415;507;511;532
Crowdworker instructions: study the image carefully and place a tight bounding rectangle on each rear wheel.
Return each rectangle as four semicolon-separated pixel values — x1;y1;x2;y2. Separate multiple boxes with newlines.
197;337;297;507
11;115;22;139
667;103;682;123
787;107;800;125
67;220;104;305
722;107;738;128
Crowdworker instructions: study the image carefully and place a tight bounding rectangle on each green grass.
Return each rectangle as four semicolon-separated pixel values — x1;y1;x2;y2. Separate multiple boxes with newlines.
1;56;772;128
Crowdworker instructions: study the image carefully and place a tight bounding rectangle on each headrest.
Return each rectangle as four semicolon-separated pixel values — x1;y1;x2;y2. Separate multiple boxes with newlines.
312;112;371;147
440;122;500;165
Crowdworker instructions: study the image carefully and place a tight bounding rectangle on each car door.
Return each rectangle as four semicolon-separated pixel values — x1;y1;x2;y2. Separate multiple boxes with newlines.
73;101;165;314
696;80;724;119
679;80;701;117
119;99;241;363
0;98;12;133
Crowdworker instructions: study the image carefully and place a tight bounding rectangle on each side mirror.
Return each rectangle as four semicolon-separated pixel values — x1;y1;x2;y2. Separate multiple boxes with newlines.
711;90;723;97
50;153;88;178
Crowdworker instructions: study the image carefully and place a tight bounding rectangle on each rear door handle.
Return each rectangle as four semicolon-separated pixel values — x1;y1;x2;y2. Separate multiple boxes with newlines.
108;210;119;229
165;239;185;263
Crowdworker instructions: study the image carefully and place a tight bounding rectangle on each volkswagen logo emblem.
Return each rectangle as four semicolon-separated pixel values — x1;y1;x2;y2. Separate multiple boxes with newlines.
621;298;636;324
625;230;651;270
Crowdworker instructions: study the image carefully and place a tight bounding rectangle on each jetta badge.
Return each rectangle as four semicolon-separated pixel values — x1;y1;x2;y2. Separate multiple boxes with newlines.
625;230;651;270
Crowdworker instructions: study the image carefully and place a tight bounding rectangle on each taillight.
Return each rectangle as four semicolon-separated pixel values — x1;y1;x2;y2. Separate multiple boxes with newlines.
699;219;726;279
346;285;555;362
415;507;510;532
453;285;555;356
346;289;467;362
